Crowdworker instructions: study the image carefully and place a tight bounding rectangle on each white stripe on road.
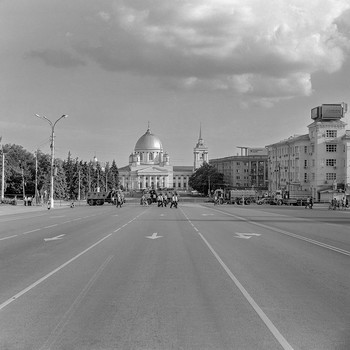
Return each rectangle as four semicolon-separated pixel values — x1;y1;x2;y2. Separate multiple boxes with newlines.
0;210;146;311
0;233;112;312
39;255;114;350
211;207;350;257
181;209;295;350
22;228;41;235
44;224;58;229
0;235;18;241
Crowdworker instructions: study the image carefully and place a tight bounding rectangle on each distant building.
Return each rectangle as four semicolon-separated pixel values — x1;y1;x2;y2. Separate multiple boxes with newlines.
193;124;208;170
118;125;208;191
266;103;349;201
210;147;268;190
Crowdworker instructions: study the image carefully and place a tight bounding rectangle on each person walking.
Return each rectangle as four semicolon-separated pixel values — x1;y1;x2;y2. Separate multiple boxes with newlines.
163;193;168;207
170;193;178;208
116;192;123;208
157;193;163;207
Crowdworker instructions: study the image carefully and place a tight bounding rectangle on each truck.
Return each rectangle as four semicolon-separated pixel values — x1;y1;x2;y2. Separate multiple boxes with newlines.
87;190;121;206
274;189;312;206
213;188;257;205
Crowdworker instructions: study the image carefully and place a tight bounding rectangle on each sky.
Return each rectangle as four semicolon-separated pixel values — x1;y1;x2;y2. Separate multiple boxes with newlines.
1;0;350;167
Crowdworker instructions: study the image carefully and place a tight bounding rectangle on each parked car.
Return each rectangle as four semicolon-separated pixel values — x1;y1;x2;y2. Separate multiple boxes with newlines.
257;197;277;205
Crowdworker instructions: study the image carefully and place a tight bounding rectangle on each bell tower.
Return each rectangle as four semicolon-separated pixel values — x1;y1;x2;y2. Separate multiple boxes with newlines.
193;124;208;170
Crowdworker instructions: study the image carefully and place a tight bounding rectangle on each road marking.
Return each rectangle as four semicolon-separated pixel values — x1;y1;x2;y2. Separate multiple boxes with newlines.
146;232;163;239
22;228;41;235
0;233;113;312
0;235;18;241
0;210;147;312
39;255;114;350
235;233;261;239
181;209;294;350
202;213;214;216
210;207;350;257
44;234;65;242
44;224;58;229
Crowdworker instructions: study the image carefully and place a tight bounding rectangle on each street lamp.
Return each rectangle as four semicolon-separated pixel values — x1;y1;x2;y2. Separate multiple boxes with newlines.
35;114;68;209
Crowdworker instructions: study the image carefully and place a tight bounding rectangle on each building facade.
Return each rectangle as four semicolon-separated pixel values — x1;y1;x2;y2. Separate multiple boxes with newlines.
118;126;205;191
209;148;268;190
266;103;350;200
193;125;209;170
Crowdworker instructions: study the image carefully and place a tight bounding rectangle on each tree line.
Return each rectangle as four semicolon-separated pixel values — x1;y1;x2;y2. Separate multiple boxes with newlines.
0;144;119;201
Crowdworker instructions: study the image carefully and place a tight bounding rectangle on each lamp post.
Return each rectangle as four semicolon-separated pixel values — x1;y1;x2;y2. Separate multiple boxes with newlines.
35;114;68;209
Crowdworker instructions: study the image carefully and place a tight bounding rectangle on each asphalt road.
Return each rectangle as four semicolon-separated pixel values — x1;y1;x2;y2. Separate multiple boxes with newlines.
0;202;349;349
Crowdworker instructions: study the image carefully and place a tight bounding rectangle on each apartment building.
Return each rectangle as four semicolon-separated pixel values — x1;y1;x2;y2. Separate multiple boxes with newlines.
266;103;350;201
209;148;268;190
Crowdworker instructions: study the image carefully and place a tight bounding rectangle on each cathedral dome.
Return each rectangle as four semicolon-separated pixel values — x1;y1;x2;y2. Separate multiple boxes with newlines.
135;127;163;151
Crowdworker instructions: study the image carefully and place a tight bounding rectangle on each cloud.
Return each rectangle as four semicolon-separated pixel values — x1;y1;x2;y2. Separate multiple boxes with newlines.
27;49;86;69
70;0;350;104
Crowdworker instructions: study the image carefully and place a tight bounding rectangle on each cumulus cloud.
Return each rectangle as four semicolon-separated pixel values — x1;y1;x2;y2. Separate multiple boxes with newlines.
72;0;350;104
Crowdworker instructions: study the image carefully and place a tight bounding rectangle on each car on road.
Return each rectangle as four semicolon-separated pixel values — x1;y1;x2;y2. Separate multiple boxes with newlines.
257;197;277;205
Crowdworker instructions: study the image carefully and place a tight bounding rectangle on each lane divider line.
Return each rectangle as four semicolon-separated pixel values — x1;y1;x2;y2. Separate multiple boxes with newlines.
181;208;295;350
0;235;18;241
39;255;114;350
0;209;147;311
22;229;41;235
0;233;112;312
209;207;350;257
44;224;58;229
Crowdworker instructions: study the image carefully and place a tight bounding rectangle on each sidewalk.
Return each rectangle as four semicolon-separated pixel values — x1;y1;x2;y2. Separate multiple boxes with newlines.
0;201;72;216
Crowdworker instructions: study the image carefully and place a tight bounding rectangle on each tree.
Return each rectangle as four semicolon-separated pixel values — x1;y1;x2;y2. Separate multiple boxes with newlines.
109;160;119;190
2;144;36;197
189;163;224;195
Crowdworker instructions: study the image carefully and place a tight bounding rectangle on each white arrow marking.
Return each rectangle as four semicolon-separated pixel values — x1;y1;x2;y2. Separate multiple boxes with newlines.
44;234;66;242
202;213;214;216
146;232;163;240
235;233;261;239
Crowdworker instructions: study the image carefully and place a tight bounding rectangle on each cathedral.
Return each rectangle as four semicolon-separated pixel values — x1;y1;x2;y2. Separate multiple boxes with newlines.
118;125;208;191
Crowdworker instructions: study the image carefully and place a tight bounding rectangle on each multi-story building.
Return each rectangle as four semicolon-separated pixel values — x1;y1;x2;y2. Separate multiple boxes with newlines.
210;147;268;190
266;103;349;201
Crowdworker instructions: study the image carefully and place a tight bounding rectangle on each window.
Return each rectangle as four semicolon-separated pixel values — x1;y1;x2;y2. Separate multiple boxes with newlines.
304;146;308;154
304;160;308;167
326;130;337;138
326;144;337;152
326;173;336;180
326;159;336;166
304;173;308;181
149;153;153;160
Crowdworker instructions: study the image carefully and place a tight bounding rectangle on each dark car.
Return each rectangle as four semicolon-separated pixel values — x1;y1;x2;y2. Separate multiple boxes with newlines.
257;197;277;205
